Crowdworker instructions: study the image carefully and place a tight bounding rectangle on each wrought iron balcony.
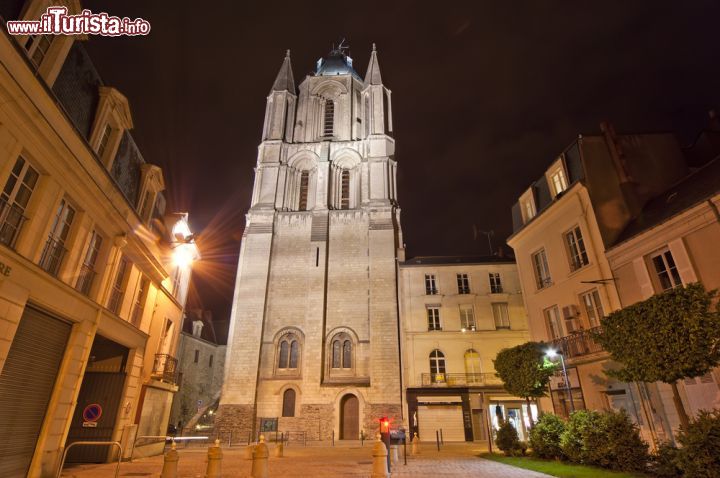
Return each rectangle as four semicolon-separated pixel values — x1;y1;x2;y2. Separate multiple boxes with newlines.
38;236;67;277
420;372;503;387
549;326;605;360
0;199;27;249
75;263;97;296
151;354;178;384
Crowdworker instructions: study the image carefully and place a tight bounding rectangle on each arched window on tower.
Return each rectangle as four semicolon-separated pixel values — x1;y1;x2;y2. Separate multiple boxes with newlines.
298;171;309;211
429;349;446;384
340;170;350;210
323;100;335;137
282;389;296;417
331;333;352;369
278;335;300;370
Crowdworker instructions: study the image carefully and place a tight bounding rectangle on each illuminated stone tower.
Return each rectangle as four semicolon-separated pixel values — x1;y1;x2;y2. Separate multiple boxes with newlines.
218;44;404;440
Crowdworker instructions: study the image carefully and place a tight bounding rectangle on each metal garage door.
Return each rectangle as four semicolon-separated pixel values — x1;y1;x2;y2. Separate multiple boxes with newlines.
0;306;71;477
418;404;466;442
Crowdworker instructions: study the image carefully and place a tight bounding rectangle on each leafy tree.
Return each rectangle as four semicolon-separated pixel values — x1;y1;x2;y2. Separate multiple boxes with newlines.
592;283;720;428
494;342;556;427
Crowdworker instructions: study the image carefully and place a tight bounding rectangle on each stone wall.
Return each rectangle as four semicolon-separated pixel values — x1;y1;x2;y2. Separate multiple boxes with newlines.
215;404;256;437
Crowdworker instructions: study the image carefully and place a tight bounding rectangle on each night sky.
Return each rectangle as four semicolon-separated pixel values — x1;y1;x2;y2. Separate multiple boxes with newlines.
82;1;720;335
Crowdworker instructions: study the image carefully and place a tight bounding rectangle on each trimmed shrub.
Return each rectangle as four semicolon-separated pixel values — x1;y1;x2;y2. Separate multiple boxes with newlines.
649;442;682;478
529;413;565;459
495;420;520;455
560;409;648;472
675;409;720;478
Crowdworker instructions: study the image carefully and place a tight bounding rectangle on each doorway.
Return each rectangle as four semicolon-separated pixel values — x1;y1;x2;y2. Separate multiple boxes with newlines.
340;394;359;439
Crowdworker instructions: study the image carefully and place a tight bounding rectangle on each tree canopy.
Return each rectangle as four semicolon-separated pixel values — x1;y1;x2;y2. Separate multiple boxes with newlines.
592;283;720;384
494;341;556;399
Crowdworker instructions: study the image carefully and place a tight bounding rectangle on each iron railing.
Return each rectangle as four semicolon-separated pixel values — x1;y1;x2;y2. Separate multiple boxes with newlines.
151;353;178;384
0;199;27;249
108;286;124;314
549;326;605;360
38;236;66;276
75;263;97;296
420;372;503;387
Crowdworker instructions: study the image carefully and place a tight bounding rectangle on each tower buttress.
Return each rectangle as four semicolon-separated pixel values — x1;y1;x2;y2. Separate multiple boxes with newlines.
363;44;392;136
263;50;297;142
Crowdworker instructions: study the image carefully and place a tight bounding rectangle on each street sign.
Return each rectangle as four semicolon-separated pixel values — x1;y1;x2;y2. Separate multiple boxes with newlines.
82;403;103;423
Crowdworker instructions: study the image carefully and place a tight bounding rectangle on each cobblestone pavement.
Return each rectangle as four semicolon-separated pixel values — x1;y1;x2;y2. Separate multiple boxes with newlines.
60;441;552;477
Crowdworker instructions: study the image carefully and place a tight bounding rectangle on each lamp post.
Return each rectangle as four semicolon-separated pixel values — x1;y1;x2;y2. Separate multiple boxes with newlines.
546;349;575;414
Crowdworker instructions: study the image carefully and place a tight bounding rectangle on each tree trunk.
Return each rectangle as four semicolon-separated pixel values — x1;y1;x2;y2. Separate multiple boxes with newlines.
525;396;534;430
669;380;690;430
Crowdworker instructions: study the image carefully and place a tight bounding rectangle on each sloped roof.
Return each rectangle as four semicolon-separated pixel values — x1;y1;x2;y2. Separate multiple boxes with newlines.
401;255;516;266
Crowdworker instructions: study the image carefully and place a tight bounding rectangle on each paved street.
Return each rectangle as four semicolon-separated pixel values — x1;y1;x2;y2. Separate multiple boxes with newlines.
60;441;552;477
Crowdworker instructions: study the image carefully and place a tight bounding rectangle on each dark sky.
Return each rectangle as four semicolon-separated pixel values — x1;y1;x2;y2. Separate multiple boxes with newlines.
83;0;720;329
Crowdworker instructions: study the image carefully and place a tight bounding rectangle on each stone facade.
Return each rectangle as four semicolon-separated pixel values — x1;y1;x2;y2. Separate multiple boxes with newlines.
219;46;404;441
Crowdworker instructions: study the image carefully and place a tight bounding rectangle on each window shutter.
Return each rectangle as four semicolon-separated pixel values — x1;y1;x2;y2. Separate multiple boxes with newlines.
667;238;697;284
632;257;654;299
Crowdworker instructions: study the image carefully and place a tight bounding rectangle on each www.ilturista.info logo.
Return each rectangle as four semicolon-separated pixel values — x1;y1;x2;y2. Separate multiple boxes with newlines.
6;7;150;36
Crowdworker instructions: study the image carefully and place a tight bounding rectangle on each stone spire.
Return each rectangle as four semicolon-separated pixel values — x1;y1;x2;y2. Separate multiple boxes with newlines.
364;43;382;86
271;49;296;93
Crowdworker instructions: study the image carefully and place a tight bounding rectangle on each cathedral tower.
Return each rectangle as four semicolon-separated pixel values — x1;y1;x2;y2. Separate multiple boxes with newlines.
218;44;404;439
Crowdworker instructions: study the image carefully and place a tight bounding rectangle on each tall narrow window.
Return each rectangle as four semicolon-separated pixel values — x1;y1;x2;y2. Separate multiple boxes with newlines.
131;276;150;327
650;249;682;291
76;231;103;295
549;166;568;196
194;350;199;363
457;273;470;294
298;171;309;211
424;274;437;295
343;340;352;368
427;307;441;331
489;273;503;293
108;256;129;314
331;335;352;369
39;198;75;276
580;289;604;328
1;156;39;248
492;303;510;329
278;334;300;370
289;340;299;368
565;226;589;271
544;305;563;339
429;349;446;383
279;341;289;368
340;170;350;209
97;124;112;158
532;249;552;289
460;305;476;331
332;340;341;368
464;349;482;379
282;389;296;417
26;35;53;68
364;96;370;136
323;100;335;136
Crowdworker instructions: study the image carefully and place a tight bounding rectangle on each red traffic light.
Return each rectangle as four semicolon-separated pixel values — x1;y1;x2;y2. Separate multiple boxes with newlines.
379;417;390;432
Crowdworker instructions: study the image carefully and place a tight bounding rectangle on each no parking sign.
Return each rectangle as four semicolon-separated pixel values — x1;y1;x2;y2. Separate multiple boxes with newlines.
82;403;102;427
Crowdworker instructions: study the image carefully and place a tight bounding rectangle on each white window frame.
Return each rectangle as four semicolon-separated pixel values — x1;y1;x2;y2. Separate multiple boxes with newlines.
519;188;536;223
492;302;510;329
489;272;503;293
424;274;438;295
580;289;604;328
544;305;563;339
532;248;552;289
547;159;568;197
459;304;476;331
426;306;441;331
649;248;682;291
564;225;589;272
457;273;471;294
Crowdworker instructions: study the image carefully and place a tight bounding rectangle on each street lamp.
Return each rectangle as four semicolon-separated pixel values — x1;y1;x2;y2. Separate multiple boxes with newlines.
546;348;575;414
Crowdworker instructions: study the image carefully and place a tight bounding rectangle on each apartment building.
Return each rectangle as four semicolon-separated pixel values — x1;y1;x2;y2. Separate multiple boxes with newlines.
0;2;197;476
398;256;532;444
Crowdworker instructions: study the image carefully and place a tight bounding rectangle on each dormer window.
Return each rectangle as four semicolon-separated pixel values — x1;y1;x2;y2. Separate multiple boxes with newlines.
26;35;53;68
547;158;568;197
96;124;112;159
519;188;536;224
137;164;165;226
323;100;335;137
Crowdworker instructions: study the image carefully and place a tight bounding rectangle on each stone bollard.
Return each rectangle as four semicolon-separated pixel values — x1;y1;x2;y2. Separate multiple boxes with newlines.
274;440;284;458
244;444;255;460
160;441;179;478
371;433;389;478
251;434;269;478
411;432;420;455
205;439;223;478
390;444;399;464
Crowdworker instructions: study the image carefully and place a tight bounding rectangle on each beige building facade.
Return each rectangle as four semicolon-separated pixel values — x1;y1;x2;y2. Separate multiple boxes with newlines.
606;154;720;439
0;2;197;476
507;121;720;445
398;256;533;444
218;45;404;442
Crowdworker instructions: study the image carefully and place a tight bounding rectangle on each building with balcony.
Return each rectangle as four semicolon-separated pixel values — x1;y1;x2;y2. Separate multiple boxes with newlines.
0;2;197;476
398;256;533;444
605;152;720;440
507;120;720;445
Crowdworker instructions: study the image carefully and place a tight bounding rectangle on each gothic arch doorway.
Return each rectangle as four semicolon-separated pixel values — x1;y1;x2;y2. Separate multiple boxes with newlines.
340;394;359;440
